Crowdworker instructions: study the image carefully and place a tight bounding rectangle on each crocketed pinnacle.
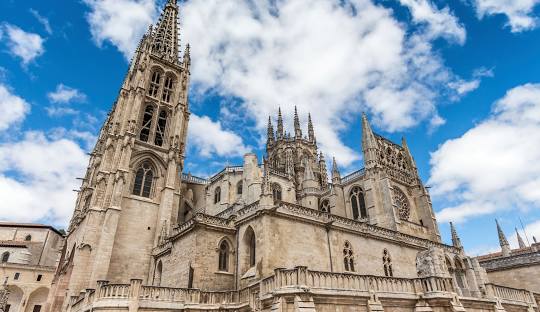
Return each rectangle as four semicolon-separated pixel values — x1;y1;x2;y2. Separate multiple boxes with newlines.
515;228;526;249
267;116;275;146
450;222;462;249
496;219;511;256
294;106;302;139
308;113;315;143
151;0;180;62
277;107;284;139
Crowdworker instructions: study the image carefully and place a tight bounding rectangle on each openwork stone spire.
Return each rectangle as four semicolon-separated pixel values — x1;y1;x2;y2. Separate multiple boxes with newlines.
450;222;462;249
277;107;284;139
496;220;511;256
267;116;275;147
515;228;527;249
294;106;302;139
152;0;180;63
331;157;341;184
361;113;377;169
308;113;315;143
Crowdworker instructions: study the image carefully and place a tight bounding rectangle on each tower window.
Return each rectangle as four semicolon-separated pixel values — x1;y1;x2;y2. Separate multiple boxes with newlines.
350;186;367;219
236;181;243;196
218;240;230;271
272;183;282;204
343;241;355;272
133;161;154;198
214;187;221;204
1;252;9;263
148;71;162;98
248;230;256;267
393;187;410;220
154;110;168;146
139;105;154;142
37;274;43;281
320;199;330;213
162;76;174;103
25;234;32;241
14;272;20;280
383;249;393;277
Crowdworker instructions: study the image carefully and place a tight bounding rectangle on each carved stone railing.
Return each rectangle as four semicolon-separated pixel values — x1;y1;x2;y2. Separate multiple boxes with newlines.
209;166;244;182
342;169;366;184
98;283;130;298
270;168;290;179
487;283;535;304
140;286;243;304
181;173;208;185
236;201;261;217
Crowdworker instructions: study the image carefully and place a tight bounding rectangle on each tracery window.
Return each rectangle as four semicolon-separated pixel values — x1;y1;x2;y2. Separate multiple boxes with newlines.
154;261;162;286
214;187;221;204
272;183;282;204
25;235;32;242
82;194;92;212
133;161;154;198
350;186;367;219
454;258;466;288
139;105;154;142
162;76;174;103
249;231;256;267
393;187;410;220
343;241;355;272
320;199;330;213
154;110;168;146
237;181;243;196
148;71;162;98
383;249;393;277
1;252;9;263
218;240;230;271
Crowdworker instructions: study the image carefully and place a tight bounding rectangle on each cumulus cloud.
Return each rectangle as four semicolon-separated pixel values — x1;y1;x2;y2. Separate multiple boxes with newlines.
473;0;540;32
397;0;466;44
0;131;88;226
188;114;250;157
181;0;472;166
429;83;540;223
1;24;45;65
47;84;87;104
83;0;157;58
0;84;30;131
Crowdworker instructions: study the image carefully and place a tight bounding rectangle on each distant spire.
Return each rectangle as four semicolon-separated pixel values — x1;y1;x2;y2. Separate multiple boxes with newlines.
496;220;511;256
319;152;328;189
401;136;417;170
515;228;526;249
331;157;341;184
267;116;275;148
151;0;180;63
262;158;271;196
277;107;284;139
361;113;377;169
450;222;463;249
308;113;315;143
294;106;302;139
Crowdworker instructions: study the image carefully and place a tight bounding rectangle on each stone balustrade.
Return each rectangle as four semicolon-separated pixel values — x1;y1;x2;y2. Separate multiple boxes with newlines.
486;283;535;304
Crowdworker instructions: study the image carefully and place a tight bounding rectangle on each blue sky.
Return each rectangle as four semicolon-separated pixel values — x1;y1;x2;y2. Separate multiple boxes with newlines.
1;0;540;255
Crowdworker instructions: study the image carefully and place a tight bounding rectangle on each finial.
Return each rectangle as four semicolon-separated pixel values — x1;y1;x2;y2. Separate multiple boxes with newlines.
515;227;526;249
294;106;302;139
450;222;463;249
496;219;511;256
308;113;315;143
277;107;284;139
331;157;341;184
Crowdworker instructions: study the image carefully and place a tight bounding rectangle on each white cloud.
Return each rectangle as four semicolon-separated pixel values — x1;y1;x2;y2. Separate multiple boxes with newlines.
83;0;157;58
188;114;250;157
0;84;30;131
47;84;87;104
29;9;52;35
397;0;466;44
429;83;540;223
1;24;45;65
0;131;88;226
473;0;540;32
182;0;470;166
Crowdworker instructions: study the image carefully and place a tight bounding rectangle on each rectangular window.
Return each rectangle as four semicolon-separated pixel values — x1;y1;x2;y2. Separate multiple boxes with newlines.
37;274;43;281
14;272;20;280
32;305;42;312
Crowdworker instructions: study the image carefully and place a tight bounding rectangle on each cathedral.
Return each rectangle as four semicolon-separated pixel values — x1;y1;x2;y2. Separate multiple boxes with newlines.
45;1;539;311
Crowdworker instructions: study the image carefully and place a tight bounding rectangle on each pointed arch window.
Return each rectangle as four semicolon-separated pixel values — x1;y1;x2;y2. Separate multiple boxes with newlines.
133;161;154;198
218;240;230;271
454;258;466;288
214;187;221;204
343;241;355;272
383;249;393;277
237;181;243;196
154;110;168;146
249;231;256;267
139;105;154;142
148;71;162;98
272;183;282;204
393;187;410;220
154;261;162;286
1;252;9;263
162;76;174;103
82;194;92;212
320;199;330;213
350;186;367;219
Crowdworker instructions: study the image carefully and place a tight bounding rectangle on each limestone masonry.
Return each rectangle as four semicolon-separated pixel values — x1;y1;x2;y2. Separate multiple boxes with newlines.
39;0;540;311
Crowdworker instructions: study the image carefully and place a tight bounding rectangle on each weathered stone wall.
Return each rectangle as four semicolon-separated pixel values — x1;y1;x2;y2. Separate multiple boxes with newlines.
486;264;540;293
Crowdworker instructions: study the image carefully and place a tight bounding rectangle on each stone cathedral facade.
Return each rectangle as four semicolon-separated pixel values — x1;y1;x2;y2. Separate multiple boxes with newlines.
46;1;539;312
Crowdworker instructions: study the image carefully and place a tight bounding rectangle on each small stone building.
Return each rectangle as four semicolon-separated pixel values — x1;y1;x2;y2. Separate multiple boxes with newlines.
0;223;64;312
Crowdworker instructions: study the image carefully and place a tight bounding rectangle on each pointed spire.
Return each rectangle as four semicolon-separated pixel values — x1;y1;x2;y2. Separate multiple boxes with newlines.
319;152;328;189
496;220;511;256
267;116;275;148
303;159;316;182
331;157;341;184
294;106;302;139
183;44;191;69
151;0;180;63
450;222;463;249
361;113;378;169
262;158;271;196
308;113;315;143
515;228;526;249
277;107;284;139
401;136;417;170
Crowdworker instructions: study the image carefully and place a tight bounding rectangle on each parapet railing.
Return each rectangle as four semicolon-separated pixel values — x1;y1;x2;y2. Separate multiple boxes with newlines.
341;168;366;184
486;283;536;304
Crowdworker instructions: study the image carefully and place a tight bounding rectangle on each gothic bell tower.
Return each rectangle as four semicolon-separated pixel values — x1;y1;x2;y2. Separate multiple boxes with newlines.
52;0;190;307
